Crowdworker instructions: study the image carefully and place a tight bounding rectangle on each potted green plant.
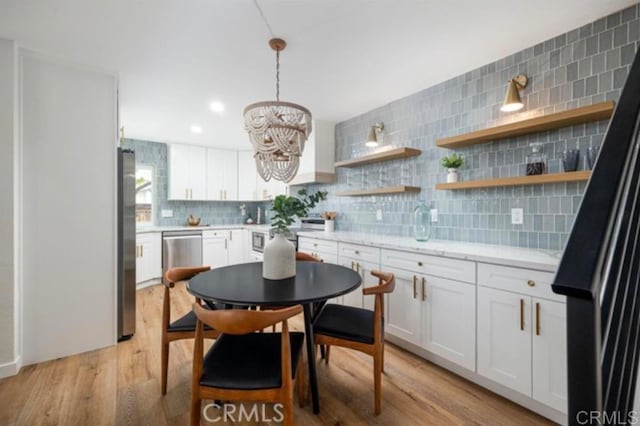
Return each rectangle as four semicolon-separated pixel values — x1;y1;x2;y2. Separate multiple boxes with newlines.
441;153;464;183
264;189;327;279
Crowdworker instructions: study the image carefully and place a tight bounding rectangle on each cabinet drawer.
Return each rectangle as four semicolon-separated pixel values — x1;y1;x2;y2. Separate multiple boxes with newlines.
299;238;338;256
203;230;228;239
477;263;564;302
382;249;475;284
339;242;380;263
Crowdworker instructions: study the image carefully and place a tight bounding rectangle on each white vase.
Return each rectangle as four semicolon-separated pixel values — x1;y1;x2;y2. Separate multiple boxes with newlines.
262;232;296;280
447;168;459;183
324;220;335;233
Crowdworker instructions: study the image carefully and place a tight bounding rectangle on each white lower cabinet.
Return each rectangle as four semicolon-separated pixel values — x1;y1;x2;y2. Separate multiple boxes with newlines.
202;231;228;268
227;229;246;264
336;242;380;309
477;286;532;395
383;249;476;371
421;275;476;371
384;267;422;346
532;297;568;413
136;232;162;284
477;286;568;414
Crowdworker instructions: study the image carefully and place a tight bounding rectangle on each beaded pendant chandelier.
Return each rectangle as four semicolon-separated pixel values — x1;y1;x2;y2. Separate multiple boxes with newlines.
244;38;312;183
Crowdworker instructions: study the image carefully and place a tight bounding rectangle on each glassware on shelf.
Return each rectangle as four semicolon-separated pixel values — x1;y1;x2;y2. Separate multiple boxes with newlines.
413;201;431;242
525;143;547;176
586;146;599;170
562;149;580;172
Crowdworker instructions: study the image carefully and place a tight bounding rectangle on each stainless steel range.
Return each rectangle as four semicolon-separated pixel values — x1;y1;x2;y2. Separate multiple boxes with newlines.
268;217;326;251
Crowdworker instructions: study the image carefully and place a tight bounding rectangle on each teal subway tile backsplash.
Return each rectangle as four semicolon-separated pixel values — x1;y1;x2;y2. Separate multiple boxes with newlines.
304;4;640;251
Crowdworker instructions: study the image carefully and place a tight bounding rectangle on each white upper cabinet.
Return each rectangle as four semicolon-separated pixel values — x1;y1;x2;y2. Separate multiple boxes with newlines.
168;144;207;200
289;120;336;185
206;149;238;201
238;151;258;200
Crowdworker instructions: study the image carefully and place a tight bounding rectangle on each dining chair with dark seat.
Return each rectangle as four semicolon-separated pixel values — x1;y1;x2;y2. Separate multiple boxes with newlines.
312;270;395;415
191;304;306;426
162;266;220;395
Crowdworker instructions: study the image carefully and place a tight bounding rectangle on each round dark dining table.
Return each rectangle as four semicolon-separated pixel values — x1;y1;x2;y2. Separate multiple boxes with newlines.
187;261;362;414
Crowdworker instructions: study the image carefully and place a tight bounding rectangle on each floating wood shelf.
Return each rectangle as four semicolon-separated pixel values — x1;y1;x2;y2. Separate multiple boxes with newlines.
435;171;591;190
436;101;615;149
337;186;421;196
334;147;421;168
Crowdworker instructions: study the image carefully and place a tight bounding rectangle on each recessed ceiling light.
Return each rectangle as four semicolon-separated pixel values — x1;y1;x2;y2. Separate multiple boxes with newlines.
190;125;203;134
210;101;225;113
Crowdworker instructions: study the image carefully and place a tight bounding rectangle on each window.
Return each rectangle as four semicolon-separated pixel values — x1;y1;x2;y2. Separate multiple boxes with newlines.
136;166;153;225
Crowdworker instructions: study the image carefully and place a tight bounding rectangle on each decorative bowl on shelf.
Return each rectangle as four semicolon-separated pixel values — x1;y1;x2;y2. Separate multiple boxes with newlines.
187;215;201;226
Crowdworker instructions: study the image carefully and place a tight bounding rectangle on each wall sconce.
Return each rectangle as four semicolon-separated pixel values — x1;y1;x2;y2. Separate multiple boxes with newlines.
366;123;384;147
501;75;528;112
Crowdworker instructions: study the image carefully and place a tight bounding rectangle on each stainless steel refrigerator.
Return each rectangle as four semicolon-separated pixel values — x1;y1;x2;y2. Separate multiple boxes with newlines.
117;147;136;340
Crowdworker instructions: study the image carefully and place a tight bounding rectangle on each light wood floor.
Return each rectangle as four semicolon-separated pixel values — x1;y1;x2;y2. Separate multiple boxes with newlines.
0;282;552;425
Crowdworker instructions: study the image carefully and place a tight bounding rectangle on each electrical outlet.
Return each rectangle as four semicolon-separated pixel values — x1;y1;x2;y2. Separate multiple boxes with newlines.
511;208;524;225
161;209;173;218
430;208;438;223
376;209;383;221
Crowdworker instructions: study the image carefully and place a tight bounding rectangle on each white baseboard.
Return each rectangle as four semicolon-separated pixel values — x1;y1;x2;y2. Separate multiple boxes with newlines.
136;278;161;290
0;356;22;379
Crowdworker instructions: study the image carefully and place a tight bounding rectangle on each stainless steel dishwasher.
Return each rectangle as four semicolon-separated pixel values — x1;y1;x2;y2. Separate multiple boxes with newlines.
162;230;203;283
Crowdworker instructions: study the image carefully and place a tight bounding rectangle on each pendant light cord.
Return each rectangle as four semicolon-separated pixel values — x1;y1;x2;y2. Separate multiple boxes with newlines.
253;0;275;37
276;49;280;101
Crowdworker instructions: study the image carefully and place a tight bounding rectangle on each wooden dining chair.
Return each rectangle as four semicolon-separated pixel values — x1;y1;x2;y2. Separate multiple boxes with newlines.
312;270;395;415
191;304;306;426
162;266;220;395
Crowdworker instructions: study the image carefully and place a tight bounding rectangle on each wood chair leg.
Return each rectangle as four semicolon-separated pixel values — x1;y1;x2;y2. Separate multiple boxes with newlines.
190;395;201;426
324;345;331;365
374;352;382;415
381;341;385;373
296;361;306;407
161;339;169;395
283;398;294;426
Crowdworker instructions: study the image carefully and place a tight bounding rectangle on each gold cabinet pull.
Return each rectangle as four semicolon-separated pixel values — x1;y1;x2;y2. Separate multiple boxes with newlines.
185;188;188;199
224;189;227;199
412;275;417;299
421;277;426;301
220;190;223;199
535;302;541;336
356;262;361;274
418;261;423;267
225;239;227;250
229;231;232;241
520;299;525;331
527;280;536;287
351;261;355;269
355;250;360;255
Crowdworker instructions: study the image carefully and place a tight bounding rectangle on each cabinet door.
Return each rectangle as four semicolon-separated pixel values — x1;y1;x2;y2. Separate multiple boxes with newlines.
146;233;162;281
202;237;228;269
169;144;206;200
477;287;532;396
532;298;568;413
207;149;238;201
339;259;363;308
357;259;381;311
237;151;257;200
383;267;421;346
168;145;191;200
227;229;246;265
421;275;476;371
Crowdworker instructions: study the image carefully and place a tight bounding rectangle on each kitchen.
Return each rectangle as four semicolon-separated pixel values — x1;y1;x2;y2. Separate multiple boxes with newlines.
1;1;640;425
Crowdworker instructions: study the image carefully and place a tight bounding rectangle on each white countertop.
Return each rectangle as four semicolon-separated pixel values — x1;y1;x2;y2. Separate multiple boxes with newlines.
136;224;272;234
297;231;562;272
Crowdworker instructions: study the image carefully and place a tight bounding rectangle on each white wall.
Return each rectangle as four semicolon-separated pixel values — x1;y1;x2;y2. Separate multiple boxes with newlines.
21;50;118;365
0;39;18;376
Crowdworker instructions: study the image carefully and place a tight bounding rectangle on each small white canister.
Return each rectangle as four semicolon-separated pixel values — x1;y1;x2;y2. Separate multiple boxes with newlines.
324;219;335;233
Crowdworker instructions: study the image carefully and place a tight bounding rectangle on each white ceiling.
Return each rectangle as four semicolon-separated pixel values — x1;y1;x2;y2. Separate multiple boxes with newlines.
0;0;636;149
